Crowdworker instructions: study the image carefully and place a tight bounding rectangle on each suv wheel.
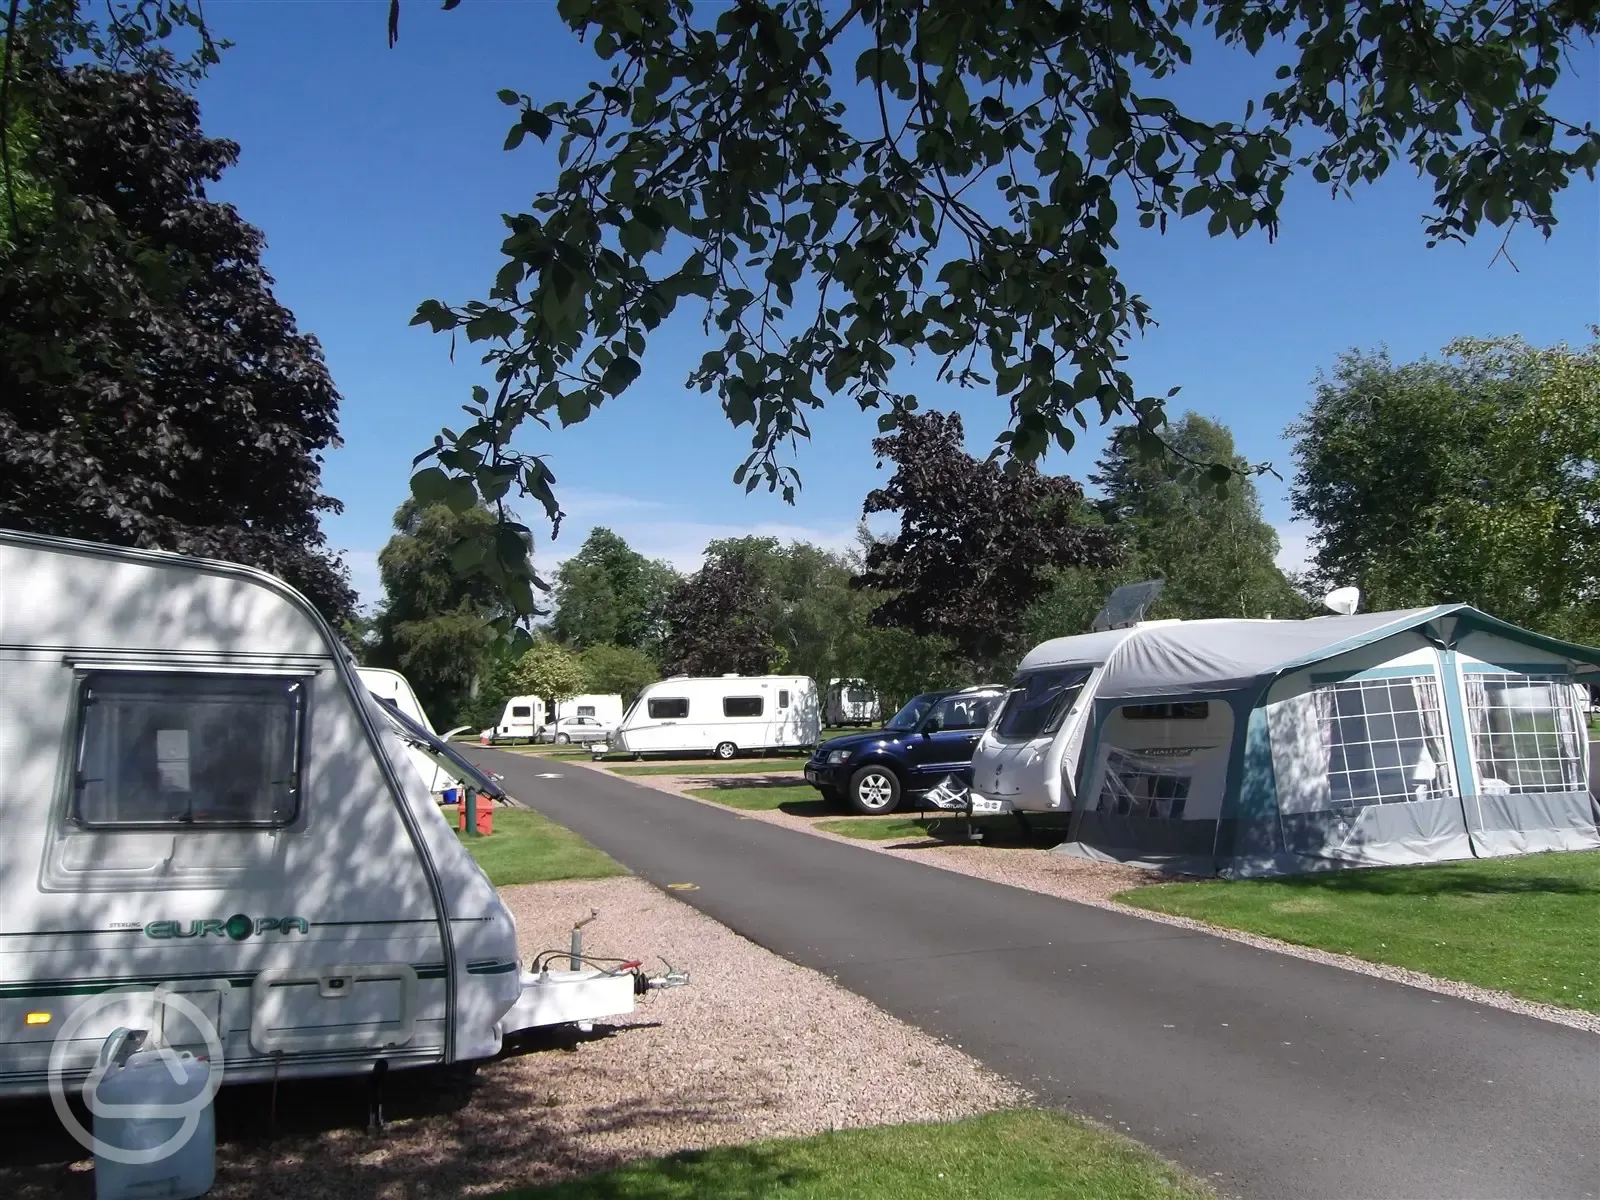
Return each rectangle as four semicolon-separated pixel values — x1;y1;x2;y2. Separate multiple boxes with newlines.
848;765;902;815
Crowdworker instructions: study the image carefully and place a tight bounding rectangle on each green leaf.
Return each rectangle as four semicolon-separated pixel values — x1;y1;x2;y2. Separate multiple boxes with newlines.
410;467;451;505
1207;210;1227;236
1181;185;1210;216
497;89;520;106
1086;123;1120;161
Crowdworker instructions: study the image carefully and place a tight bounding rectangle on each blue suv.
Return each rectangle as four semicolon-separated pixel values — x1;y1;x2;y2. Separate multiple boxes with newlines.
804;686;1007;815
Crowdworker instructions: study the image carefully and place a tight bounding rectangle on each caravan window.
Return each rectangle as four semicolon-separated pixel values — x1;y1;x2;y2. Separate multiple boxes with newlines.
648;697;689;719
72;672;305;828
847;687;873;705
724;696;764;718
577;705;595;717
1123;702;1210;721
1316;676;1455;806
995;668;1093;741
1465;676;1584;794
511;705;531;718
778;690;791;709
1096;749;1191;818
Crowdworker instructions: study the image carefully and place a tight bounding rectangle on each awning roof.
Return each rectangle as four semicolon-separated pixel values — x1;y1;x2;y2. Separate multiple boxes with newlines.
1018;605;1600;700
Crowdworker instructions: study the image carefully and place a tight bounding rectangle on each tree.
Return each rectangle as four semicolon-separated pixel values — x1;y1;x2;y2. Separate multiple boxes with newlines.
855;410;1119;673
550;527;678;653
1289;334;1600;640
0;61;355;622
398;0;1600;587
1091;414;1306;620
370;499;517;727
510;638;589;708
581;642;659;705
662;549;778;676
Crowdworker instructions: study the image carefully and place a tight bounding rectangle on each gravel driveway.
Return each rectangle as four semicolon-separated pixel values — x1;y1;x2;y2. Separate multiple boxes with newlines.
0;877;1025;1199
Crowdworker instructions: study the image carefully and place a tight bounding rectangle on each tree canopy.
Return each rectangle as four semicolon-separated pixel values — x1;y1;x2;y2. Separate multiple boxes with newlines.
855;409;1118;672
369;499;521;726
580;642;659;704
661;545;780;675
509;638;589;707
396;0;1600;606
550;526;678;652
1093;413;1306;619
1289;334;1600;641
0;58;353;622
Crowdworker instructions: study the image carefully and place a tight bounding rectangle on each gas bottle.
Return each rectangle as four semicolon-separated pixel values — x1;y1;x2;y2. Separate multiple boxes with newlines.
91;1029;217;1200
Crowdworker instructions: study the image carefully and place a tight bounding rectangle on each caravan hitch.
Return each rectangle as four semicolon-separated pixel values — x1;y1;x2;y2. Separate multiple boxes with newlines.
634;958;691;995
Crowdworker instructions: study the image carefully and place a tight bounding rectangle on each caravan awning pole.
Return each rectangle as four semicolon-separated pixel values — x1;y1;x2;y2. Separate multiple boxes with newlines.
465;787;479;837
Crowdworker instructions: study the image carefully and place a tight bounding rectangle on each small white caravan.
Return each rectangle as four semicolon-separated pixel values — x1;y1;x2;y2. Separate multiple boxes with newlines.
550;694;624;730
358;666;463;800
825;679;881;727
0;531;683;1100
490;695;547;744
967;582;1600;876
611;676;820;758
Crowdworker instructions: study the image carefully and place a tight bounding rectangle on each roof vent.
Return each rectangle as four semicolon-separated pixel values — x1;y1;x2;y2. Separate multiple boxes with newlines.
1091;580;1165;631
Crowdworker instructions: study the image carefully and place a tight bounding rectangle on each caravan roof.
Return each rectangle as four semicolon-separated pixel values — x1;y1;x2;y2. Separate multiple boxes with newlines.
1023;605;1600;701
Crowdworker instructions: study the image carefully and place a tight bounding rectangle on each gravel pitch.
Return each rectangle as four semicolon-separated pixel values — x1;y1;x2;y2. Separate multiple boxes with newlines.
623;765;1600;1036
0;877;1025;1199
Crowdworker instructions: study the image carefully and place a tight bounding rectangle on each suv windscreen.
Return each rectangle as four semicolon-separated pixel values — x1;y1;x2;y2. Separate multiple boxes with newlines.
884;693;940;732
994;667;1094;741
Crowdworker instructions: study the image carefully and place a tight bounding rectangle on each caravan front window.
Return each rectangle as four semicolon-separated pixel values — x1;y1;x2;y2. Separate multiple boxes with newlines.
1465;676;1584;794
72;672;305;828
994;668;1093;741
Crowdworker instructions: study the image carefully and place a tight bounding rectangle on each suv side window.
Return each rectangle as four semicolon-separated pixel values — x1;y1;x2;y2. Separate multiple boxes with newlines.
933;694;996;730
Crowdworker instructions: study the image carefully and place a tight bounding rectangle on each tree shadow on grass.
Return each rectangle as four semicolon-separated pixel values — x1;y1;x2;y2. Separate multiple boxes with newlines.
1267;858;1600;899
505;1144;823;1199
695;775;807;791
776;799;838;818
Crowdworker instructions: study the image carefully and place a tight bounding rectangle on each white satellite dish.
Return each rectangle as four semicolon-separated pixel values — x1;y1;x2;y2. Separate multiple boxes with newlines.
1323;586;1361;616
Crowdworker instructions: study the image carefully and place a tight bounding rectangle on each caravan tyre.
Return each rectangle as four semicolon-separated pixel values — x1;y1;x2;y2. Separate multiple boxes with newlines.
714;741;738;760
848;765;901;815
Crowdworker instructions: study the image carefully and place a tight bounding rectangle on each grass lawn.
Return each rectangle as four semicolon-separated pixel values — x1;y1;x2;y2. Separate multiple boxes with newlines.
1120;850;1600;1012
504;1109;1209;1200
443;805;626;887
612;760;804;776
687;783;819;811
813;814;1024;842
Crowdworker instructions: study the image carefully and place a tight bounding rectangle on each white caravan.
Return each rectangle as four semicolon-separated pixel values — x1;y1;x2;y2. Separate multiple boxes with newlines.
549;694;624;730
490;695;547;744
612;676;820;759
358;666;463;800
0;531;683;1099
825;679;881;727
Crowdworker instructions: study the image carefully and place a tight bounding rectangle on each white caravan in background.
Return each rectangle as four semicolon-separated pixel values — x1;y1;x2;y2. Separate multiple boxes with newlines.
358;666;463;799
825;678;881;727
549;694;624;730
0;531;682;1100
490;695;547;744
612;676;820;759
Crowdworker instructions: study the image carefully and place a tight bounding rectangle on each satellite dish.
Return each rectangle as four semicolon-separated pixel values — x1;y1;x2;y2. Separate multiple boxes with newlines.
1092;580;1166;632
1323;586;1361;616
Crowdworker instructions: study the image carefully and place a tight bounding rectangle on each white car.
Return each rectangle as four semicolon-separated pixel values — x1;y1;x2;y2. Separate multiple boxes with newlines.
537;715;614;745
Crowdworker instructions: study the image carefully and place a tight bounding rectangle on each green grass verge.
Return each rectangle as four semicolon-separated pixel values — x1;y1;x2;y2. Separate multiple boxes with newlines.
687;783;819;811
503;1109;1209;1200
814;817;930;840
443;805;626;887
1119;850;1600;1012
612;760;804;776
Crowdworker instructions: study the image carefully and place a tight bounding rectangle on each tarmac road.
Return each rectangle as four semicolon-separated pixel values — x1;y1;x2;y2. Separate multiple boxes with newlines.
474;747;1598;1200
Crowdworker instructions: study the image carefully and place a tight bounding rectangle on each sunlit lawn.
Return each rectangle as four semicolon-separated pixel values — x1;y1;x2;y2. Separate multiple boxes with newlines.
504;1109;1210;1200
1120;851;1600;1011
613;760;804;776
444;805;626;886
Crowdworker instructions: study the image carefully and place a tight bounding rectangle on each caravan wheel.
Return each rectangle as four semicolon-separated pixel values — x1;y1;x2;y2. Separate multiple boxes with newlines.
848;765;901;815
714;741;738;760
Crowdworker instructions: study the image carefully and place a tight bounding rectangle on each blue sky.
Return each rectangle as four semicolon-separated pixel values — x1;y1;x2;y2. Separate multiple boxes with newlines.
193;1;1600;608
